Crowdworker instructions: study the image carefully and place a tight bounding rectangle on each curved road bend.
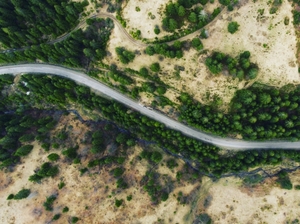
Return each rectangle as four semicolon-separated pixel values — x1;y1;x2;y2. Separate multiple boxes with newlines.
0;64;299;150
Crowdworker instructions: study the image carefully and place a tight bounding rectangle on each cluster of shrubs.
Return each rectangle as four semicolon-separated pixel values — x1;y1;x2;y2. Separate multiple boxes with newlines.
205;51;258;80
29;162;59;182
145;41;183;59
142;171;169;204
7;189;31;200
115;47;135;64
162;0;210;32
140;150;163;164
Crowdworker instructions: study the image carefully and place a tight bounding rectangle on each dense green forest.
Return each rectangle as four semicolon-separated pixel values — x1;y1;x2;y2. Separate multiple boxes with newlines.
0;0;88;49
179;82;300;142
1;74;300;178
0;17;113;68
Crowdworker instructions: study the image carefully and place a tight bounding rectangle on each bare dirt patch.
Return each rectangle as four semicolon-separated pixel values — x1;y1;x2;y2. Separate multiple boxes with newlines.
203;0;298;87
206;173;300;224
122;0;171;39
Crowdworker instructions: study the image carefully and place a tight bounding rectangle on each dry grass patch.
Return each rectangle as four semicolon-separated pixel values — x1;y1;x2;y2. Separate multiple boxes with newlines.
206;173;300;224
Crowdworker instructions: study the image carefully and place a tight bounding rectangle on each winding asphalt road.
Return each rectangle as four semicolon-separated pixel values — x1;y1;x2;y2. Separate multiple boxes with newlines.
0;64;300;150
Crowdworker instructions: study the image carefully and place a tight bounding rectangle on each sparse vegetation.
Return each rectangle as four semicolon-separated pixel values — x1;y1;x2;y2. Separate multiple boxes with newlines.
142;171;169;204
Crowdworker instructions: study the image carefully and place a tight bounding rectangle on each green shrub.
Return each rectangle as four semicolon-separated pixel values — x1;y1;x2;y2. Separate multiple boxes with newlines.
276;171;293;190
211;7;221;18
7;194;14;200
126;195;132;201
14;145;34;157
228;21;239;34
117;157;126;164
57;131;68;140
200;29;208;39
139;67;149;77
58;182;65;189
62;206;69;213
73;158;80;164
126;139;136;146
52;214;61;221
293;10;300;25
43;195;57;211
41;143;50;151
142;82;156;93
191;38;203;51
116;133;128;144
197;213;212;224
154;26;160;35
80;168;88;175
115;199;123;207
166;159;178;169
19;134;35;142
161;192;169;201
14;189;31;200
37;158;52;172
295;185;300;190
62;147;78;159
52;143;59;149
150;63;160;72
45;165;59;177
47;153;59;161
113;167;124;177
29;174;43;182
156;86;166;95
115;47;135;64
150;151;163;163
243;174;263;186
116;178;128;189
71;217;79;223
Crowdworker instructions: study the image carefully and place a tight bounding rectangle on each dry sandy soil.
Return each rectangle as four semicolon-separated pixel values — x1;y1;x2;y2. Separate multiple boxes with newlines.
0;113;202;224
122;0;170;39
104;0;299;108
206;170;300;224
203;0;298;87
